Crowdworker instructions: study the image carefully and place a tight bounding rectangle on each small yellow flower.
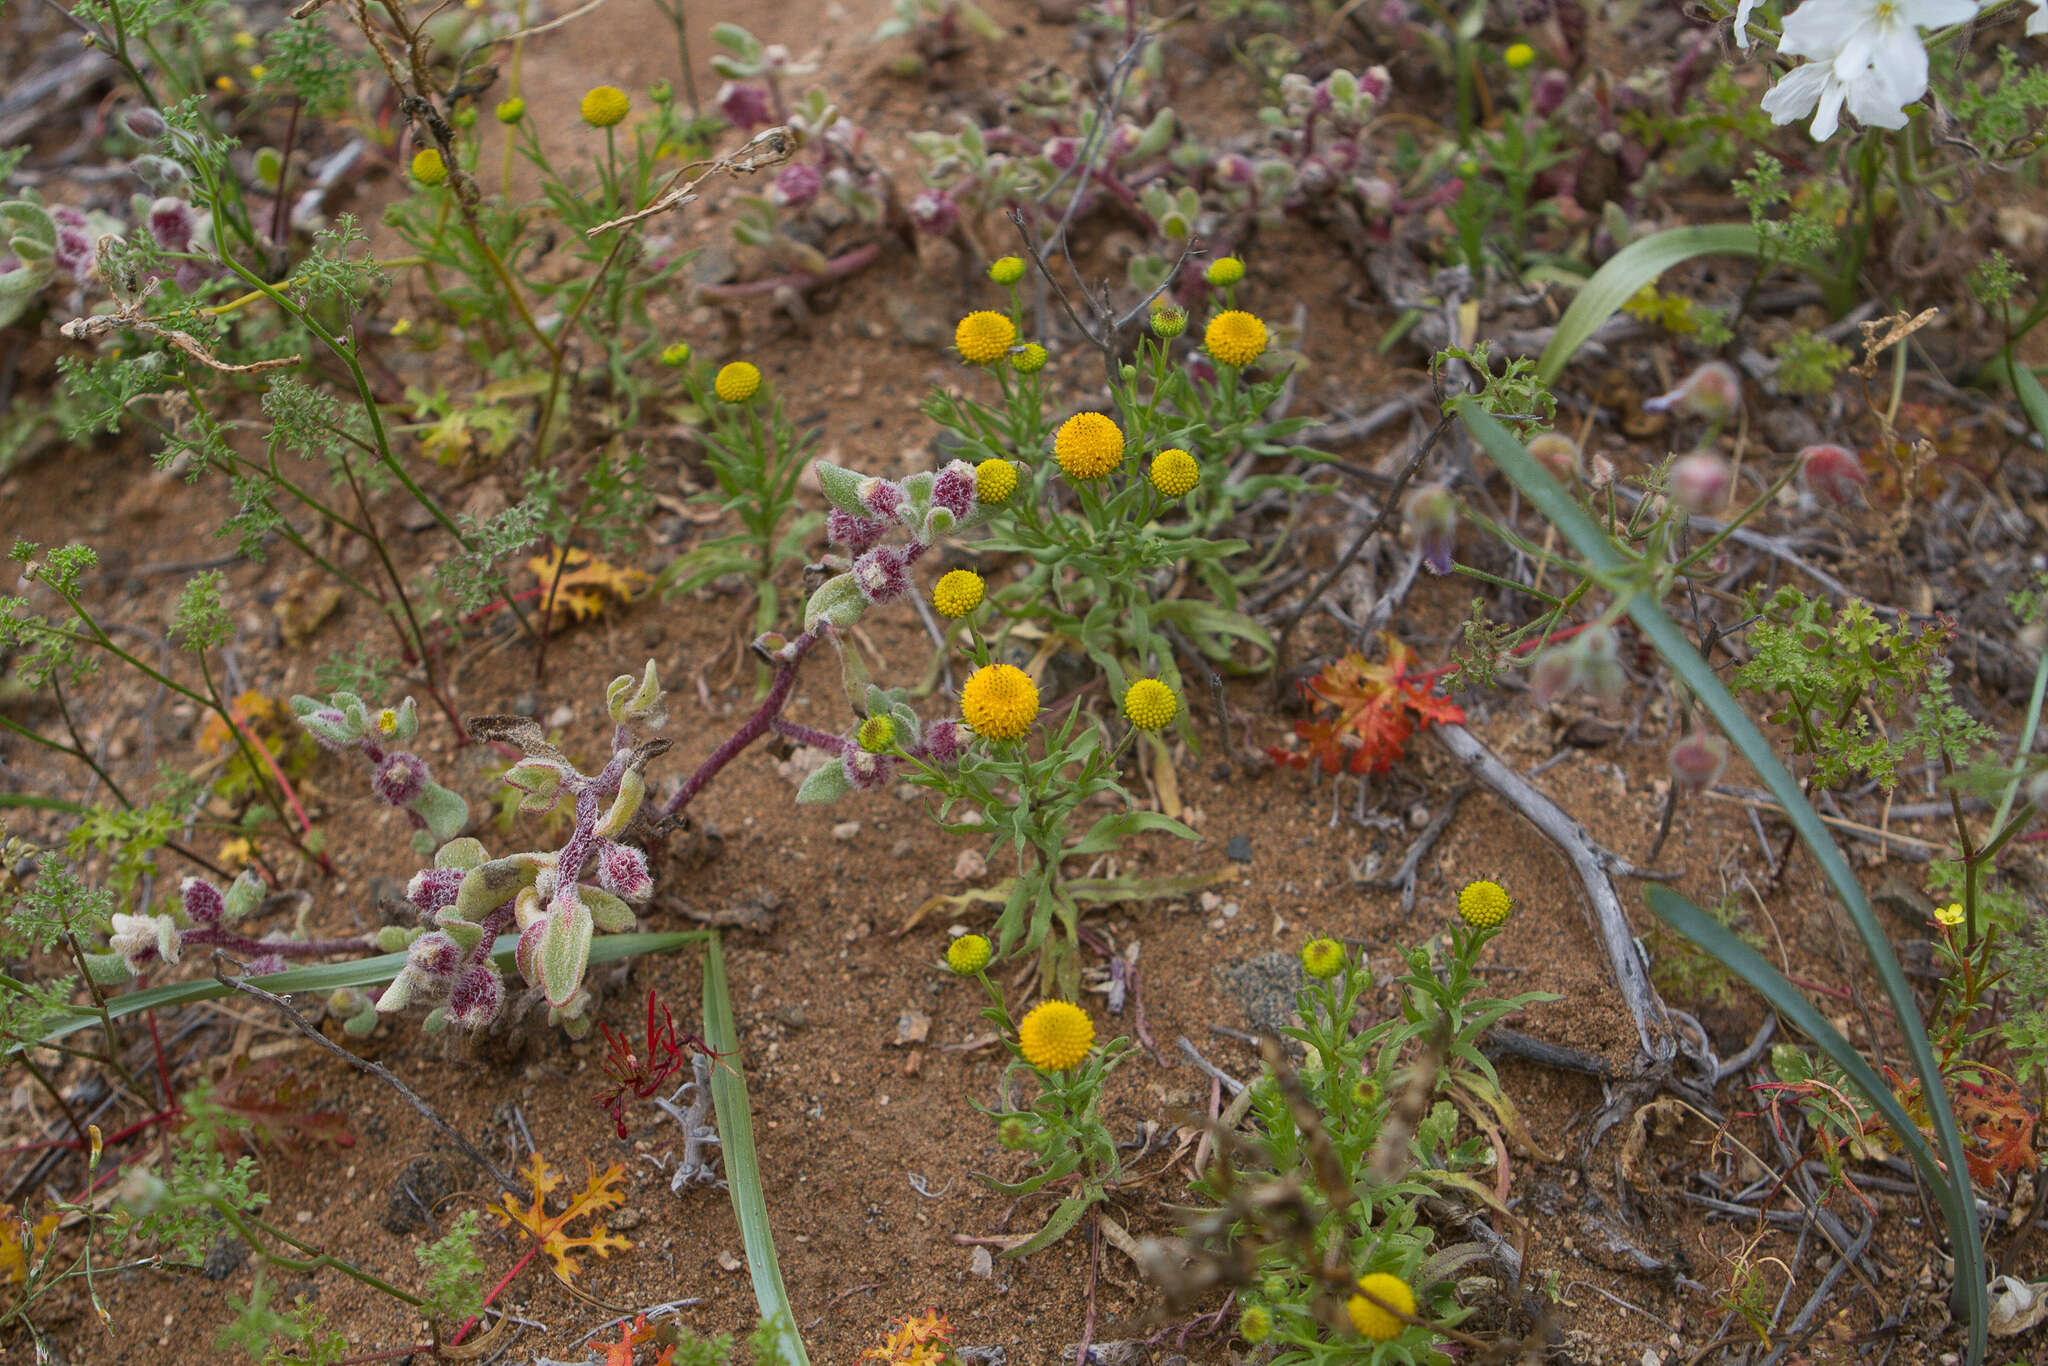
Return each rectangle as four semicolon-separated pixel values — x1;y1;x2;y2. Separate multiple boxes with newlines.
375;707;400;737
858;715;896;753
1122;678;1178;731
232;29;257;48
1348;1272;1416;1340
215;75;239;94
1934;902;1966;928
1505;41;1536;69
1457;879;1513;930
945;933;992;975
496;97;526;124
1300;937;1345;979
1205;310;1268;368
961;664;1038;741
975;458;1019;505
247;64;268;80
989;256;1026;285
1018;999;1094;1071
1238;1305;1273;1344
1054;412;1124;481
932;569;986;618
1151;304;1188;339
390;318;413;337
714;361;762;403
661;341;692;367
1205;256;1246;286
1011;342;1048;374
955;311;1016;366
581;85;631;128
1150;448;1198;498
217;837;255;870
410;148;449;186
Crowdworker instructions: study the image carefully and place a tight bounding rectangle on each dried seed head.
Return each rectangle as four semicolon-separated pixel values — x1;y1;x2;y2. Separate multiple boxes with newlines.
373;751;430;807
1668;450;1731;515
1667;732;1730;794
1644;361;1741;421
1525;432;1580;483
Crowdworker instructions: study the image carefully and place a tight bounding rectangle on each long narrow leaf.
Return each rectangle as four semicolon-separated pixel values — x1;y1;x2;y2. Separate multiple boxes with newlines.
29;931;705;1049
1456;400;1987;1364
701;932;809;1365
1534;224;1761;385
2006;353;2048;453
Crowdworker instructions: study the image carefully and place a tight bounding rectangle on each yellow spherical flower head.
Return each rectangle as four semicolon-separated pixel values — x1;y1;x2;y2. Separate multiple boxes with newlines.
496;97;526;124
857;715;896;753
1505;41;1536;69
1348;1272;1416;1341
988;255;1026;285
946;933;992;976
956;310;1016;366
1205;310;1268;368
1150;447;1198;498
1238;1305;1273;1344
714;361;762;403
961;663;1038;741
931;569;985;619
1300;937;1345;980
581;85;630;127
1122;678;1178;731
975;458;1019;505
410;148;449;186
1205;256;1246;287
1018;999;1094;1071
1055;412;1125;481
1011;342;1048;374
1457;879;1513;930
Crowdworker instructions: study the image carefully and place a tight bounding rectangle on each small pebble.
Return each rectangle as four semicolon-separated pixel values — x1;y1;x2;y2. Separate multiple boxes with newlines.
833;821;862;841
547;704;574;728
1225;834;1252;863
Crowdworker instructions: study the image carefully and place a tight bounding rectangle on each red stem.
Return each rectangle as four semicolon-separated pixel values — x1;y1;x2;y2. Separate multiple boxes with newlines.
696;241;883;300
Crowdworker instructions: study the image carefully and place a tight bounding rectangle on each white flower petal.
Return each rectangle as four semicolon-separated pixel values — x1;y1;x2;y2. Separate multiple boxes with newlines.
1733;0;1761;48
1761;61;1831;126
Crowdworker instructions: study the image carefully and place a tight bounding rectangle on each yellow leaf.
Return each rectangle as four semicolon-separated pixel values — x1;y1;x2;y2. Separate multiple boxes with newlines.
525;547;652;626
491;1151;632;1283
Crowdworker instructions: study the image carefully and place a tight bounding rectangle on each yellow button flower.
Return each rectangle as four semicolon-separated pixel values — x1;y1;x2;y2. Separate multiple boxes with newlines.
1457;879;1512;930
961;663;1038;741
1205;310;1268;368
1347;1272;1415;1340
931;569;985;619
1010;342;1048;374
975;458;1019;505
1018;999;1094;1071
988;256;1026;285
946;933;992;975
955;310;1016;366
1054;412;1124;481
410;148;449;186
496;97;526;124
581;85;630;127
1505;41;1536;69
857;715;896;753
1150;448;1198;497
714;361;762;403
1300;937;1345;979
1205;256;1245;286
1122;678;1178;731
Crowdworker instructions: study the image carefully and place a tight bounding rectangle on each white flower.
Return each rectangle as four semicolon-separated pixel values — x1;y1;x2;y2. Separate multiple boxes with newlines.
1762;0;1976;139
108;913;181;969
1733;0;1762;48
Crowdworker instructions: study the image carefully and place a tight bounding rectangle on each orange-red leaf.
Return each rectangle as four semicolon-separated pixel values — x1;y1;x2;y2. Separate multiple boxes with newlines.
1291;636;1463;775
491;1150;633;1283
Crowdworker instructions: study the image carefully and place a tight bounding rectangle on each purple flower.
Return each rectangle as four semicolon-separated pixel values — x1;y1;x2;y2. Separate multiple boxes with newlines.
447;966;505;1028
716;82;775;129
1358;66;1392;104
1533;69;1572;117
372;751;430;807
844;749;896;791
406;866;466;914
1215;153;1254;186
1403;484;1458;575
1668;733;1730;795
50;206;85;229
827;507;886;553
595;840;654;901
54;226;96;278
770;163;821;210
409;932;462;981
1042;137;1079;171
852;546;912;605
931;462;974;519
148;197;197;253
908;189;958;237
859;477;907;521
918;719;967;765
181;877;226;927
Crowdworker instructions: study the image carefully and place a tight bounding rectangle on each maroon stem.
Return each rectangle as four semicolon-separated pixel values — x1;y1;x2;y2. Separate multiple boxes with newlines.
695;242;883;300
770;717;848;753
661;629;823;821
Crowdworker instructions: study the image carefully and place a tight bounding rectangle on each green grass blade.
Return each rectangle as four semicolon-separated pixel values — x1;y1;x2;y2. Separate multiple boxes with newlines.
28;930;705;1049
701;932;809;1365
2006;352;2048;454
1534;224;1761;385
1456;400;1987;1364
